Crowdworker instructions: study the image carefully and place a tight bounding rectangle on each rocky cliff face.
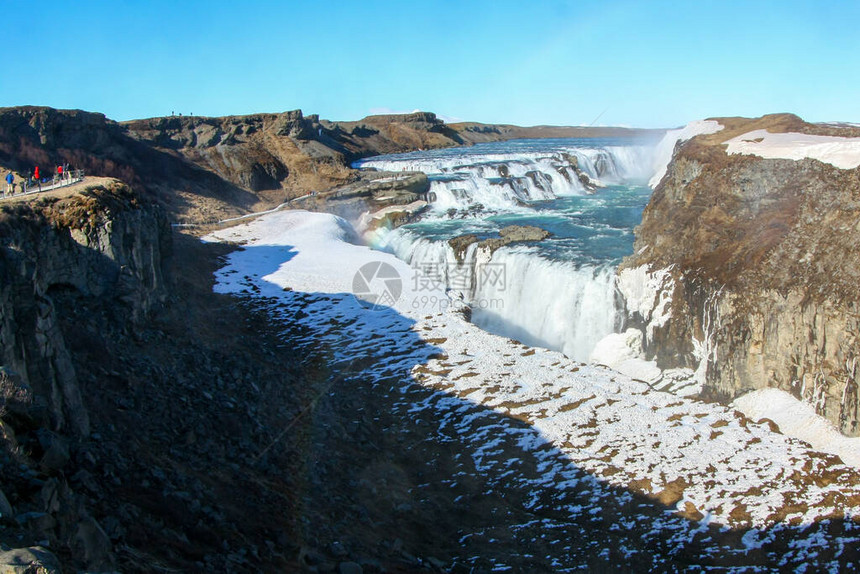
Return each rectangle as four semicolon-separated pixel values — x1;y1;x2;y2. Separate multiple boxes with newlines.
621;114;860;437
0;181;168;436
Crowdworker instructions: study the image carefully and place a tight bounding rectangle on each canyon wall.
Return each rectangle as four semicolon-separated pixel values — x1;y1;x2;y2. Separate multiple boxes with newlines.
0;181;168;436
621;115;860;436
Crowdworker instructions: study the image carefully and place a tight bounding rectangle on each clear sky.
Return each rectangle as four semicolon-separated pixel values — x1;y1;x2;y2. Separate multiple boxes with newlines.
3;0;858;128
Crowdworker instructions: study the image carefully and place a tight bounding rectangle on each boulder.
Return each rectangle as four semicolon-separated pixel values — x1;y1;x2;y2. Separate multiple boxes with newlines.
73;517;114;571
39;435;70;473
0;547;62;574
448;225;551;263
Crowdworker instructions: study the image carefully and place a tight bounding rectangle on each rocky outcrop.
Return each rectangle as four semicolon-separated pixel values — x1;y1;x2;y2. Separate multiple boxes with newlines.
621;114;860;437
0;106;258;223
449;225;551;263
290;171;431;227
0;181;168;436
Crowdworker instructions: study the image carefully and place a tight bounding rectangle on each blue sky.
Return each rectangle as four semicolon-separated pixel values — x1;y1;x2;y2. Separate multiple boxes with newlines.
3;1;858;128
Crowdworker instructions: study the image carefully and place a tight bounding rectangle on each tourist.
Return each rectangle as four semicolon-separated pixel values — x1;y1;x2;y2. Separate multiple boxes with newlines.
34;166;41;191
5;172;13;196
57;164;63;182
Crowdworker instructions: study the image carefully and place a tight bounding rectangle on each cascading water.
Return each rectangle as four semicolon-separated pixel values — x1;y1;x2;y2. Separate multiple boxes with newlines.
355;138;659;363
356;139;655;212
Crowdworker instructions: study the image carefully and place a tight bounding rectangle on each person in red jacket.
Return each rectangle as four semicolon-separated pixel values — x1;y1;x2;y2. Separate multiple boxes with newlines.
34;166;41;191
57;164;63;182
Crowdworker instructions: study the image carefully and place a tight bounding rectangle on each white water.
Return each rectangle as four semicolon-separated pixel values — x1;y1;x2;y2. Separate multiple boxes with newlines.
357;138;663;363
357;145;655;211
648;120;724;188
381;228;624;362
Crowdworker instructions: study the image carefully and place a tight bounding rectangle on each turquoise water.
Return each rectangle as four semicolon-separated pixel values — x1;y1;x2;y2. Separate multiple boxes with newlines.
358;137;655;268
394;183;652;267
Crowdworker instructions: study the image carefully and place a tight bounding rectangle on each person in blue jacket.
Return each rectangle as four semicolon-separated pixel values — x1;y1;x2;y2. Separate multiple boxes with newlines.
4;172;13;196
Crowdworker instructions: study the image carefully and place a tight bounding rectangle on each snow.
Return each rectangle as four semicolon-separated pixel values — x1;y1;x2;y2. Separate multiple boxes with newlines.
723;129;860;169
589;329;661;383
204;210;447;312
204;209;860;569
649;120;724;188
732;388;860;467
616;264;675;344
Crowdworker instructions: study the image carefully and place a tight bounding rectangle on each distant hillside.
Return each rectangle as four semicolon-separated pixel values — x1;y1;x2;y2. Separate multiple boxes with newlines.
0;106;663;223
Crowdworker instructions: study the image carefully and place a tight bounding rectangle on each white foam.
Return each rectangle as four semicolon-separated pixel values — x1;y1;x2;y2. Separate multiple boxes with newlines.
357;146;656;211
723;129;860;169
381;228;623;362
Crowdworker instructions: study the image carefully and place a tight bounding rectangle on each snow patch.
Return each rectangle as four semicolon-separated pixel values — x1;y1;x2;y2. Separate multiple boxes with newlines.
732;388;860;468
590;329;661;383
723;130;860;169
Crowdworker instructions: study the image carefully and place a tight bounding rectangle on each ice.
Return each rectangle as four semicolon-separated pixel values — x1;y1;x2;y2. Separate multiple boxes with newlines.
590;329;661;383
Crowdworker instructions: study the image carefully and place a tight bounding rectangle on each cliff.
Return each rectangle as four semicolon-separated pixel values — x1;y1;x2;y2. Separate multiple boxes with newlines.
0;182;328;571
621;114;860;437
0;181;172;570
0;180;168;436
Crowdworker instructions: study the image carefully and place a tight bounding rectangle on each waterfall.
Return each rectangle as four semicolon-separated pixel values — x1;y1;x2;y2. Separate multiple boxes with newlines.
381;229;625;362
356;145;656;211
362;138;656;362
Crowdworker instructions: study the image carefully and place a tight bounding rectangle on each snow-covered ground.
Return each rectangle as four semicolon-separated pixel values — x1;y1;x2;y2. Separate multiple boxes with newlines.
723;129;860;169
205;210;860;570
733;388;860;467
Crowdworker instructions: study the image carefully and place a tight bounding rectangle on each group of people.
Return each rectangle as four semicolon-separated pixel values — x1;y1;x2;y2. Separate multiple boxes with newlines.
3;164;77;197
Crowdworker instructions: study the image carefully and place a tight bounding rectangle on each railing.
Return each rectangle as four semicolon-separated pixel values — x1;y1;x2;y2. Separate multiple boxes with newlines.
3;169;85;199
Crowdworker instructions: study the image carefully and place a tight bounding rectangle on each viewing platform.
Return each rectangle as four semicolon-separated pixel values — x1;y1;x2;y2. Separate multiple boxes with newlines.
2;170;87;202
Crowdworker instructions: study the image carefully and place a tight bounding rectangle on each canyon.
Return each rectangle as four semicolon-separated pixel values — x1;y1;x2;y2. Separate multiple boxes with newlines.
2;106;860;571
